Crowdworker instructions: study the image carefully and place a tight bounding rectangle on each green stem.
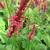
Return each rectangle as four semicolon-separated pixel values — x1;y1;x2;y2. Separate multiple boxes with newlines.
4;0;11;27
4;0;10;18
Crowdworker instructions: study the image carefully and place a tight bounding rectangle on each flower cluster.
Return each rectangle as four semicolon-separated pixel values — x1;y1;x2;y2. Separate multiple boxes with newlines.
0;1;5;8
37;0;48;12
30;0;48;12
43;1;48;12
7;0;30;37
28;24;36;40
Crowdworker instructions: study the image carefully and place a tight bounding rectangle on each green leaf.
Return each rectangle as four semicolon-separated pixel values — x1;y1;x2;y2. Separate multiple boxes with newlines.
43;34;50;48
0;17;5;31
35;44;47;50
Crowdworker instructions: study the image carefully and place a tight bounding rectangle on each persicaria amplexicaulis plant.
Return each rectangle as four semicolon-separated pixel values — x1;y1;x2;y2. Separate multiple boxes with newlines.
7;0;48;41
0;0;50;50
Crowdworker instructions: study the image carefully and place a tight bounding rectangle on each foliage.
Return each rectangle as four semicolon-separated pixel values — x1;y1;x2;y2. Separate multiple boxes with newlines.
0;0;50;50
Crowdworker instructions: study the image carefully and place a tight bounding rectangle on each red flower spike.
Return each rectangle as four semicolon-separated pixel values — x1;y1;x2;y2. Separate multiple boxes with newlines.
43;7;46;12
0;1;5;8
44;1;48;6
43;1;48;12
28;31;34;40
28;24;36;40
7;0;30;37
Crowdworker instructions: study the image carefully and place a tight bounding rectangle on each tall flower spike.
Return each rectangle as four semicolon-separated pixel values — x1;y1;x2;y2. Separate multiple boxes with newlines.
37;0;43;12
28;24;36;40
28;31;35;40
7;0;30;37
43;1;48;12
0;1;5;8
